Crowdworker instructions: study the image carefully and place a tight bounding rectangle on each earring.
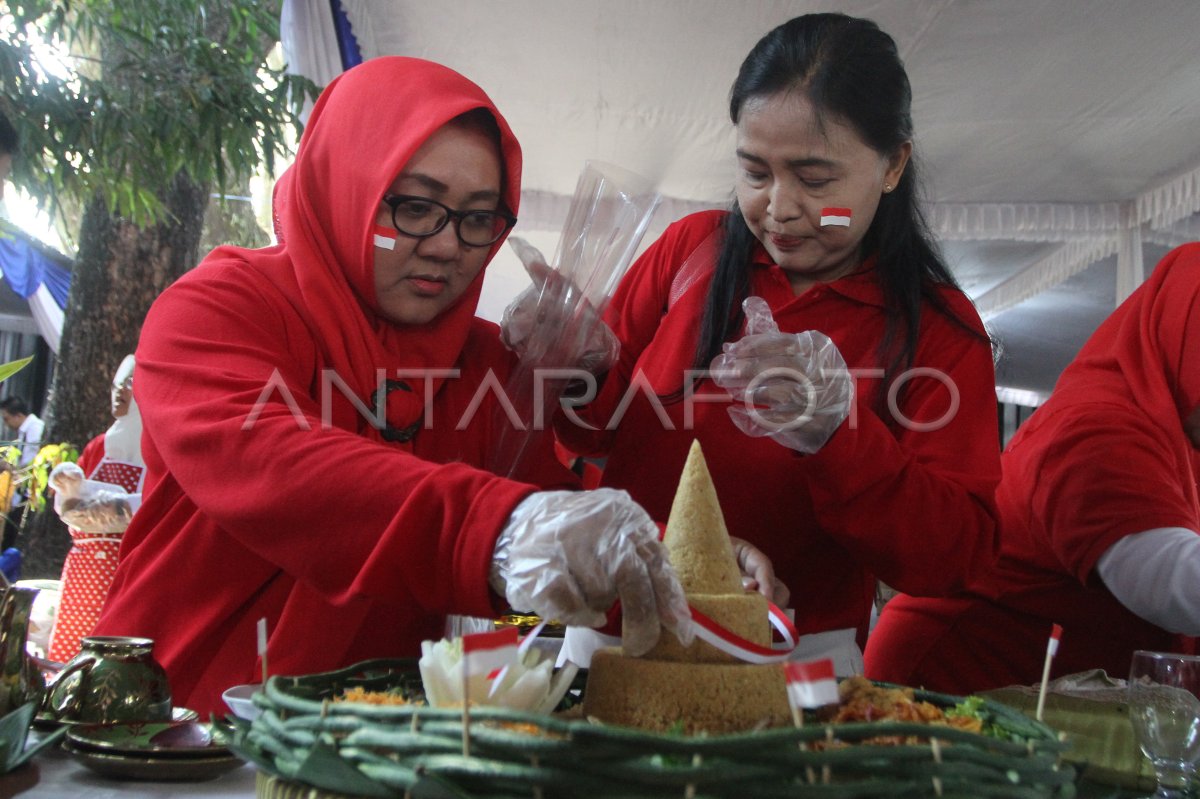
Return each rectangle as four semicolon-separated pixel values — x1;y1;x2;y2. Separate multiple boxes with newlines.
883;183;894;194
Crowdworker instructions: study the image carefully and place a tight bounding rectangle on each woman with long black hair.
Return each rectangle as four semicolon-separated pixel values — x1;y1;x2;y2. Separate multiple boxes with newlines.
551;13;1000;672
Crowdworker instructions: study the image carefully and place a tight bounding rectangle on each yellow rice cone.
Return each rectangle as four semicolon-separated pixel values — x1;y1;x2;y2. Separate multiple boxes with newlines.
662;440;741;594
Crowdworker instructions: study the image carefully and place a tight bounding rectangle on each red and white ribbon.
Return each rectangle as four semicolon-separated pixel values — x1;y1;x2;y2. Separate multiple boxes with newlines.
686;601;799;665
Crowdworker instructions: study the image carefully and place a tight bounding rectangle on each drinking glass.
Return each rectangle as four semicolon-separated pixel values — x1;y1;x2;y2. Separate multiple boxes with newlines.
1128;650;1200;798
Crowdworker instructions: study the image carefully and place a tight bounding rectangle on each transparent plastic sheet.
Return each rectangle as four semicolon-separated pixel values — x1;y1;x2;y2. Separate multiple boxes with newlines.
490;161;661;480
49;462;138;533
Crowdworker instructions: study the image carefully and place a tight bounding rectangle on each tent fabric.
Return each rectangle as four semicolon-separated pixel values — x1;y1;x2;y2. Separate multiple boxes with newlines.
328;0;361;69
29;284;63;353
0;228;72;352
279;0;1200;398
0;233;70;307
279;0;343;120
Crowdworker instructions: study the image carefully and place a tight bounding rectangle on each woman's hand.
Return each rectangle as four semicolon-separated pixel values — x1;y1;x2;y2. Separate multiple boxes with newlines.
729;535;790;608
711;296;854;454
499;237;619;375
492;488;693;656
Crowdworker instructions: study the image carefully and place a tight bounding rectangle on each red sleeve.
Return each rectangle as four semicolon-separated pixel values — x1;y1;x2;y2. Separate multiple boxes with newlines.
76;435;105;477
803;296;1002;596
1026;408;1199;582
133;263;538;618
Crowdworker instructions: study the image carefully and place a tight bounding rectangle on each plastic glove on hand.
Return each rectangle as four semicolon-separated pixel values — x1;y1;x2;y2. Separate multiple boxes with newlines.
711;296;854;454
49;462;86;497
729;535;790;609
493;488;692;656
499;237;619;375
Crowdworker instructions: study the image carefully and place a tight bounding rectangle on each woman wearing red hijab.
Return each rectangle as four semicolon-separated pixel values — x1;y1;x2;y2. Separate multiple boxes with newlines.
92;57;691;716
866;243;1200;693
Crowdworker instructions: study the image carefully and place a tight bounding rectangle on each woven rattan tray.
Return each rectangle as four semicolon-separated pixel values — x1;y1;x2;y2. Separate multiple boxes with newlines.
228;658;1077;798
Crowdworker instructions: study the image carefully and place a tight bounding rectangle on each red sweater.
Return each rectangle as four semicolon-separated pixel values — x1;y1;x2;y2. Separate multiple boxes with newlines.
557;211;1001;640
93;58;573;715
867;243;1200;692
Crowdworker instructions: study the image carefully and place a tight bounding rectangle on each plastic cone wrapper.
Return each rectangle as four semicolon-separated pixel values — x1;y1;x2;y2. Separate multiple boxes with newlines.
489;161;660;480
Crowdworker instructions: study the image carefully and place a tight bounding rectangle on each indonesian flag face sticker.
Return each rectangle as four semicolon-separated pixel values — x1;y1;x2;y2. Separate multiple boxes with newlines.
820;207;852;227
373;224;398;251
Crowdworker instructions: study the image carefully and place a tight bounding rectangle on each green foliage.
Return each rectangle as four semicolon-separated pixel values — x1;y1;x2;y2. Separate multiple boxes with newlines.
0;0;318;226
947;695;1028;743
0;356;33;384
26;441;80;512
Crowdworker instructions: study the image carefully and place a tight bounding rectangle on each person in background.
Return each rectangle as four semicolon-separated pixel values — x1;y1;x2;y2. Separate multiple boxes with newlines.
527;13;1000;673
90;57;695;717
866;243;1200;692
1;396;44;468
46;354;144;663
0;395;44;550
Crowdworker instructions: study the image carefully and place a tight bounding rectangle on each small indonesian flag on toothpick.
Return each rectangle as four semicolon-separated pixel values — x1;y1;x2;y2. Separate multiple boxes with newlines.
257;617;269;685
1035;623;1063;722
461;626;520;679
373;224;398;250
488;621;547;699
784;658;839;709
820;207;852;227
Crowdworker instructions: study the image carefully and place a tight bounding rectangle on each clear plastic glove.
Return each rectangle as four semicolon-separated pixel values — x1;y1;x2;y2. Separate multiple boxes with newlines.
730;535;790;608
49;462;86;496
499;236;620;375
50;462;139;533
491;488;693;656
710;296;854;454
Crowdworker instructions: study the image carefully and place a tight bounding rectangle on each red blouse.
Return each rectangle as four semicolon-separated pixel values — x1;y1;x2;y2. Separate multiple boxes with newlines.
93;58;573;715
867;243;1200;692
557;211;1001;640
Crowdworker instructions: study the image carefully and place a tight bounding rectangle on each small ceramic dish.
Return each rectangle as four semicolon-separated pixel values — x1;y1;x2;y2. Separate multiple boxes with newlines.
63;741;243;781
66;720;227;758
34;705;197;732
221;683;263;721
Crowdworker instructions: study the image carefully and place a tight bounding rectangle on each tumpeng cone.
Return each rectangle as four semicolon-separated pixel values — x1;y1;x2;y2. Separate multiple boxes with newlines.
583;440;789;733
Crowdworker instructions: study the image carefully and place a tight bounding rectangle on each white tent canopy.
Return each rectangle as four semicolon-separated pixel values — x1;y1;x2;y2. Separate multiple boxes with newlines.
282;0;1200;401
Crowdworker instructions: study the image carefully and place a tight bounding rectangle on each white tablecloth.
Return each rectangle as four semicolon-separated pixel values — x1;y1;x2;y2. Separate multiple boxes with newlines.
3;737;256;799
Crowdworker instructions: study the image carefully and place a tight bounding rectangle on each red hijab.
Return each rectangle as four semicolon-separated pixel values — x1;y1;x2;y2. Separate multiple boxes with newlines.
236;57;522;442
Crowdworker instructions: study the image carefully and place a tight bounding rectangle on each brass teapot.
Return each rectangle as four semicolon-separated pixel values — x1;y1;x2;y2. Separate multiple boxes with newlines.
0;584;46;716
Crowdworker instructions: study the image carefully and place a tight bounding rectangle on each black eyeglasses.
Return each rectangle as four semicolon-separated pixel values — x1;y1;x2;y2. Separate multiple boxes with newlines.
383;194;516;247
